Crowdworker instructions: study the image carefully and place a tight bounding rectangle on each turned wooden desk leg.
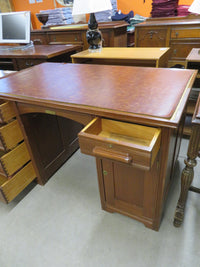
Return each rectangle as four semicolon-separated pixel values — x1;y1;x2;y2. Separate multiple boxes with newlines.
174;125;200;227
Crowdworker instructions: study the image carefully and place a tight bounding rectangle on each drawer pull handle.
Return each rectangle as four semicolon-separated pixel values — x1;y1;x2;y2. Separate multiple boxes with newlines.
93;146;132;164
33;39;42;44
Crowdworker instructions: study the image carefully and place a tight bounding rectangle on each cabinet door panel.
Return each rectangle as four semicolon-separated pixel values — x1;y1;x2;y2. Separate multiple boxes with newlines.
102;158;145;209
21;113;83;184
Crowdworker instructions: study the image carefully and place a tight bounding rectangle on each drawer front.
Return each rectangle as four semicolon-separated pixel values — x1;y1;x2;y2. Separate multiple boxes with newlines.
0;101;16;123
79;117;161;170
171;28;200;39
47;32;82;43
31;33;48;45
170;42;200;60
135;28;167;47
0;141;30;177
16;59;45;70
0;120;24;152
0;162;36;203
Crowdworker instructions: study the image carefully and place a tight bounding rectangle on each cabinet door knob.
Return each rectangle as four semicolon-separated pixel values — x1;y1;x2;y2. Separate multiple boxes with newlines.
175;32;179;37
103;170;108;176
173;49;177;55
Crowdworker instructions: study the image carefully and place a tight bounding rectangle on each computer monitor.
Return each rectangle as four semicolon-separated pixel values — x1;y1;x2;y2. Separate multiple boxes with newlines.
0;11;31;44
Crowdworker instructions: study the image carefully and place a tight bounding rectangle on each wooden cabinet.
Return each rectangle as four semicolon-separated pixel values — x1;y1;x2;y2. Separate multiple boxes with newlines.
135;15;200;67
0;100;36;203
31;21;128;50
79;117;162;229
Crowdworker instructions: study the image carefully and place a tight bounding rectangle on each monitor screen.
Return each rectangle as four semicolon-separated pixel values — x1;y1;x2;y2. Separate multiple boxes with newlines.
0;11;31;44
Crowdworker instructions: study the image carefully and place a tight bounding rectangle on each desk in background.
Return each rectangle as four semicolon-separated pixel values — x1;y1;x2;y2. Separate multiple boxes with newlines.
0;44;81;70
0;63;196;230
71;47;170;67
31;21;128;50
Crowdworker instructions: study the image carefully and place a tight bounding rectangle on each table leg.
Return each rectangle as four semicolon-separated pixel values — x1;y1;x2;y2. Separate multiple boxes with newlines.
174;125;200;227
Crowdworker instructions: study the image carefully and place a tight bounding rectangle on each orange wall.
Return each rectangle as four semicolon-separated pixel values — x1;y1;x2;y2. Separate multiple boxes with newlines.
12;0;194;30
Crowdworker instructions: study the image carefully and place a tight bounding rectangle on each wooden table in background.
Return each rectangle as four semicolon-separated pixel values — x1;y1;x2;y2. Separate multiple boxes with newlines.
71;47;170;67
0;44;82;71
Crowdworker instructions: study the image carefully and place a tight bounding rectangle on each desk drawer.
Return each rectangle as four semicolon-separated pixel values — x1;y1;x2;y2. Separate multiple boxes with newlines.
48;32;82;43
0;101;16;123
79;117;161;170
16;59;44;70
0;120;24;152
0;162;36;203
0;142;30;177
171;28;200;39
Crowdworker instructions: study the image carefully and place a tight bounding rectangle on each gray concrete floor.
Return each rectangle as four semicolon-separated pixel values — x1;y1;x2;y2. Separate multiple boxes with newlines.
0;138;199;267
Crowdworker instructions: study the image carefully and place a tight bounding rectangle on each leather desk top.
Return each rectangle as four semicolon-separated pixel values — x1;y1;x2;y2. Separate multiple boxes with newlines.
0;63;196;127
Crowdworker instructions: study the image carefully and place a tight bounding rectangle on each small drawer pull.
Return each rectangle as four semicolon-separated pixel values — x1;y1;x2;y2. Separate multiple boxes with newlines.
93;146;132;164
25;62;34;66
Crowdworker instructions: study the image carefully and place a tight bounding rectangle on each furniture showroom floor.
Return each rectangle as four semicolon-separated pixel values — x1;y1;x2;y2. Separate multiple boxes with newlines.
0;138;199;267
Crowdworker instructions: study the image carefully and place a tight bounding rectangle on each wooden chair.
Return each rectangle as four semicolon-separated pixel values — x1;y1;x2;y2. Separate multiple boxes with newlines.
174;93;200;227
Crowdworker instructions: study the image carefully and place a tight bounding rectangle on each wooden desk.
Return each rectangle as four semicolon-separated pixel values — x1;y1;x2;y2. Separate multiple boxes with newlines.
174;93;200;227
0;63;196;230
0;44;81;70
71;47;170;67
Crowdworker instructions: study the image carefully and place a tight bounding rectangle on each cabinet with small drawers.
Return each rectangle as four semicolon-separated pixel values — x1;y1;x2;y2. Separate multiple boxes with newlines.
0;100;36;203
135;15;200;67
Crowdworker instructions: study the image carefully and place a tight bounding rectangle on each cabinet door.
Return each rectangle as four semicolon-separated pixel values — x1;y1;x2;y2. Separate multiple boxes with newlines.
135;28;167;47
102;158;144;209
97;156;159;226
21;113;83;184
